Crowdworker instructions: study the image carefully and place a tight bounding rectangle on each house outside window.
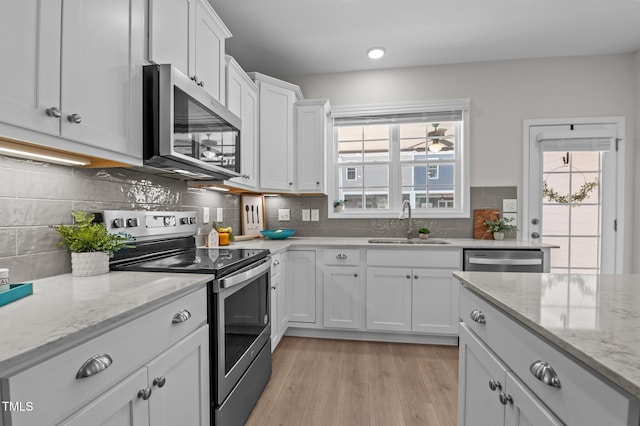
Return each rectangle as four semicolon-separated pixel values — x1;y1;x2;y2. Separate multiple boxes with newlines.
329;100;470;218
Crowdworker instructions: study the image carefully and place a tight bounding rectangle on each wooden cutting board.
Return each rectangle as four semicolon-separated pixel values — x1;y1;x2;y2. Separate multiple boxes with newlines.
474;209;500;239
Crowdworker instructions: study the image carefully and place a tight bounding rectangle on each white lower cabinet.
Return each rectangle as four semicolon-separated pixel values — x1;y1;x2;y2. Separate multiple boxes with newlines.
270;252;289;350
323;266;362;329
412;268;459;335
366;267;412;332
62;326;210;426
458;324;562;426
287;250;316;324
1;288;209;426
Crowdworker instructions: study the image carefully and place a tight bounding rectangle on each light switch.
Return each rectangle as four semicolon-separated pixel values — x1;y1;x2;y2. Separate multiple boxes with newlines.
311;209;320;222
202;207;210;223
278;209;291;221
302;209;310;221
503;199;517;213
216;207;224;222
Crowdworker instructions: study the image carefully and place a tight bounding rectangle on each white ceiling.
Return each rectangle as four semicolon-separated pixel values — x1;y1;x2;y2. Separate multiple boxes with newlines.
209;0;640;79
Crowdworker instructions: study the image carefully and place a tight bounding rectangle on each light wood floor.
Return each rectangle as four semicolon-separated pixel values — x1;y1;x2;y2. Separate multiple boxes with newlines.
246;337;459;426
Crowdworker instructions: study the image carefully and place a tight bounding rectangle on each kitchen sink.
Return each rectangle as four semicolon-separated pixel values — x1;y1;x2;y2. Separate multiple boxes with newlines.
367;238;450;245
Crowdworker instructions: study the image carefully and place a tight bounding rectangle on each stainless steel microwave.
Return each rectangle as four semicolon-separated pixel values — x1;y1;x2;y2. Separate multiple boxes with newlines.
143;64;242;180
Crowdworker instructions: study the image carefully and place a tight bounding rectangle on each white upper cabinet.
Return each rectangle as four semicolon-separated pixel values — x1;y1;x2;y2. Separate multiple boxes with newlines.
295;99;330;194
250;73;303;192
225;56;258;188
0;0;145;164
149;0;230;104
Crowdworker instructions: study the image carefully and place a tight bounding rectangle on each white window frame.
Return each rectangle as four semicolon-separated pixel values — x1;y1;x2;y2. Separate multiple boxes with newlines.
328;99;471;219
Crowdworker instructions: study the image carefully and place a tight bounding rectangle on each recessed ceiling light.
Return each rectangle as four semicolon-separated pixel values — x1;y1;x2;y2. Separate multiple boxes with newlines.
367;47;386;60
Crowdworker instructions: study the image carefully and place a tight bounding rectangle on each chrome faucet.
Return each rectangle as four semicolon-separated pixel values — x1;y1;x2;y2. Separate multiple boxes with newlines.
400;200;413;239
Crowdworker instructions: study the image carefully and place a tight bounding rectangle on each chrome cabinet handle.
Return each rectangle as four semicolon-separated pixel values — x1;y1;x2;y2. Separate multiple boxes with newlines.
336;253;347;260
152;376;166;388
499;392;513;405
45;107;61;118
289;182;293;185
273;260;280;266
530;360;561;388
191;75;198;82
198;80;204;87
354;273;358;277
137;387;152;400
406;274;411;279
172;309;191;324
414;275;419;279
76;353;113;379
67;113;82;124
470;309;486;325
271;286;276;290
488;379;502;391
316;181;320;185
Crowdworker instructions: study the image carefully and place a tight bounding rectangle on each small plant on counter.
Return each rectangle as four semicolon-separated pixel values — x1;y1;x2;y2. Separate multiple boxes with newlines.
483;217;517;233
418;227;431;235
333;199;347;208
51;210;132;254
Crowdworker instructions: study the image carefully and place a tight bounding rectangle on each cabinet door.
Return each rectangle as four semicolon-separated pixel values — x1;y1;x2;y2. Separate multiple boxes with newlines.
412;269;459;334
194;0;225;103
365;267;412;332
60;0;143;158
259;82;296;190
504;372;563;426
270;272;281;350
0;0;61;135
277;251;289;332
287;250;316;323
148;0;193;77
323;266;362;329
458;324;506;426
296;102;327;193
60;368;149;426
147;326;210;426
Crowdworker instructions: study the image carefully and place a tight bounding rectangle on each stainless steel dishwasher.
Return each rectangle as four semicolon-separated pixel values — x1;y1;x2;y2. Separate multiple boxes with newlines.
463;249;545;272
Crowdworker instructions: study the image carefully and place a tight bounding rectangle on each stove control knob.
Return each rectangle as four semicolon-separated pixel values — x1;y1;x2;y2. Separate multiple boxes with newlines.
180;217;190;225
189;217;197;224
163;216;176;227
112;218;125;228
127;218;139;227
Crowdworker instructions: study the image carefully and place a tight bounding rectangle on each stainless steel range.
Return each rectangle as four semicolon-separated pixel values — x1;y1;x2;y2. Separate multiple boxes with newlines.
103;210;272;426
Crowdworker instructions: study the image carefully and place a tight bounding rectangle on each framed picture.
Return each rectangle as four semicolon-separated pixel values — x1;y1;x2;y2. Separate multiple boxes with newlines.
241;194;266;235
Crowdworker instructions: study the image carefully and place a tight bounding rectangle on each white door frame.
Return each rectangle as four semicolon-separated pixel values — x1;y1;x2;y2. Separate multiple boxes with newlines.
521;116;625;273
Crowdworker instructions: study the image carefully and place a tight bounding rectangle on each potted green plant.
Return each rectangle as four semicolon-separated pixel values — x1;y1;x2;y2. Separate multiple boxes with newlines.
417;227;431;239
483;217;517;241
333;199;347;213
51;211;132;276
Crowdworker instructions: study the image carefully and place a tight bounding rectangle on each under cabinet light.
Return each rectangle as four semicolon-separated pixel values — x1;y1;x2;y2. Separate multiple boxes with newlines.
0;139;91;166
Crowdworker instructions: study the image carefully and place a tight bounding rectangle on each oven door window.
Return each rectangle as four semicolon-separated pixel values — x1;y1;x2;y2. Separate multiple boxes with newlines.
223;274;269;374
173;87;239;171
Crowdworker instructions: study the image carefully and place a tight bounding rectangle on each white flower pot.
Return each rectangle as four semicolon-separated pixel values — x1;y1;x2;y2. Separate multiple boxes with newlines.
492;232;505;241
334;205;344;213
418;233;429;239
71;252;110;277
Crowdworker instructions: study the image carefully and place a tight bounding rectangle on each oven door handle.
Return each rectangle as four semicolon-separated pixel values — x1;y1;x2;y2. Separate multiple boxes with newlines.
468;257;542;266
219;257;271;289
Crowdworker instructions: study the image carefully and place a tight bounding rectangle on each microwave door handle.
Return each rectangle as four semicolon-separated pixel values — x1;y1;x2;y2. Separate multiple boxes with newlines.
468;257;542;266
219;258;271;289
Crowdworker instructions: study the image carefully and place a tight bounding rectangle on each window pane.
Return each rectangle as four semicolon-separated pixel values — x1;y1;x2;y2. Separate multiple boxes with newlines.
363;165;388;187
571;172;599;204
570;205;599;236
365;192;389;209
544;236;569;268
363;124;389;140
400;122;426;139
337;141;363;163
402;165;428;187
542;204;570;235
337;126;362;141
338;165;363;187
570;237;599;268
543;173;570;204
571;152;600;172
363;139;389;162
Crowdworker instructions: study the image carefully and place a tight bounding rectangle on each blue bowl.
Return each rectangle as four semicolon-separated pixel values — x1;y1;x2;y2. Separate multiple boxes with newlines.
261;229;296;240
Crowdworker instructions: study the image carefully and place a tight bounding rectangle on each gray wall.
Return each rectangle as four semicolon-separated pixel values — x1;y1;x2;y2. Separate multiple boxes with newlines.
264;187;516;239
0;156;240;282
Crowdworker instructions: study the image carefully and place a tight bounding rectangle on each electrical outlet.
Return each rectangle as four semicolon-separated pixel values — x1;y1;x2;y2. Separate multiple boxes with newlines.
503;199;517;213
202;207;210;223
216;207;223;222
301;209;310;221
311;209;320;222
278;209;291;221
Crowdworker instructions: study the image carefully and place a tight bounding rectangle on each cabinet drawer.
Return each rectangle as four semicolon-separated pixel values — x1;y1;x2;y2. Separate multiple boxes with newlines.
323;248;360;266
367;249;461;268
2;287;207;426
460;287;636;426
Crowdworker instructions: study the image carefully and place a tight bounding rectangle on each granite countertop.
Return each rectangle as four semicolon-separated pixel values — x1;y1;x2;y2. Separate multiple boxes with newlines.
223;236;556;253
0;271;212;374
453;271;640;399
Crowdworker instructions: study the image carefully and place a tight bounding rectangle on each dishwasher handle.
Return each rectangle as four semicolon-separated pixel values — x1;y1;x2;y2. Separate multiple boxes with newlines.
468;257;542;266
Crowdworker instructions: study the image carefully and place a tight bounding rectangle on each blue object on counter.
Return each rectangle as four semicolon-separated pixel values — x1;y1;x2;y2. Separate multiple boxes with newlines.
260;229;296;240
0;283;33;307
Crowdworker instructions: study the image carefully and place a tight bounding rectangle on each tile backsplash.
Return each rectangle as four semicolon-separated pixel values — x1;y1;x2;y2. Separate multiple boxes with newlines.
0;153;516;282
0;156;240;282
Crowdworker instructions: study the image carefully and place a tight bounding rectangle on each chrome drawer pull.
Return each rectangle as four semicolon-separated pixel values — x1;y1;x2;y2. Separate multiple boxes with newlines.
530;360;562;388
76;353;113;379
470;309;486;324
137;387;152;400
172;309;191;324
499;392;513;405
336;253;347;260
152;376;166;388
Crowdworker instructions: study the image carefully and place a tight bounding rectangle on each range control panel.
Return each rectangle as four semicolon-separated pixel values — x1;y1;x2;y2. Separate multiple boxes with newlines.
102;210;198;240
